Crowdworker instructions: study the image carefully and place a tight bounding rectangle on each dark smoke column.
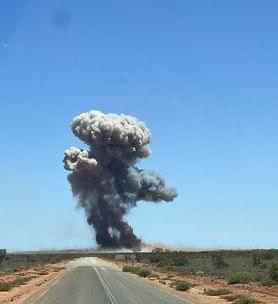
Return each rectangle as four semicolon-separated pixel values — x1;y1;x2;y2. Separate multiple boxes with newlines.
63;110;178;249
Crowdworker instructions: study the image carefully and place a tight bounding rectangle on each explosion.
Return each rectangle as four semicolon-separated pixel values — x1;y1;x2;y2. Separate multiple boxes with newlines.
64;110;177;249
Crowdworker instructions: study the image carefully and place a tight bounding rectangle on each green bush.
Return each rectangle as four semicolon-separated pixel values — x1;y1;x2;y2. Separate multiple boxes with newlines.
122;265;151;278
233;296;260;304
148;273;160;279
175;280;191;291
204;289;232;296
122;265;140;274
269;263;278;282
228;272;253;285
138;268;151;277
37;271;49;275
0;277;32;292
222;294;243;302
0;282;12;292
261;276;276;287
222;294;261;303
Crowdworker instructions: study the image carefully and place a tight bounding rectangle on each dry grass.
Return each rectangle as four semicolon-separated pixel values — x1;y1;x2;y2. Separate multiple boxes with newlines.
204;289;232;296
222;294;262;303
0;277;32;292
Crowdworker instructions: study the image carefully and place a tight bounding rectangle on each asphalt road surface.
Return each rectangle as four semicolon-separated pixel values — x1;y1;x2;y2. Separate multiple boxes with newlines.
24;258;200;304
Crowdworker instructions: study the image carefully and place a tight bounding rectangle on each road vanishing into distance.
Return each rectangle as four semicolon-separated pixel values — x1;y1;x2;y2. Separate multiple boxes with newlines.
24;258;200;304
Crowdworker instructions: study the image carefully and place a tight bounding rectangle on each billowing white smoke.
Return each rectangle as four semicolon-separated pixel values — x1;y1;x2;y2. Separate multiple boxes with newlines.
64;110;177;249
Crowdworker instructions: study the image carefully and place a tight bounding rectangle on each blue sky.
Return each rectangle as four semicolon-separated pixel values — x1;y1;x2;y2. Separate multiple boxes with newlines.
0;0;277;251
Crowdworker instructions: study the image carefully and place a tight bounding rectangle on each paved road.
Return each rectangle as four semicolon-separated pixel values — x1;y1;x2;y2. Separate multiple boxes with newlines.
24;258;200;304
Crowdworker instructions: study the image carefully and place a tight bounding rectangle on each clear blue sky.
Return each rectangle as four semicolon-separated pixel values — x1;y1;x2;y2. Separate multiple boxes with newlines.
1;0;277;251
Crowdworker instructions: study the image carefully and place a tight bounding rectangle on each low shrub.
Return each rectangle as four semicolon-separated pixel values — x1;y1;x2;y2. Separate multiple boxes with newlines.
204;289;232;296
122;265;151;278
37;271;49;276
10;277;32;286
222;294;261;303
222;294;244;302
269;263;278;282
261;276;276;287
148;273;160;279
234;296;261;304
0;277;32;292
175;280;191;291
0;282;12;292
138;268;151;277
53;267;65;272
228;272;253;285
122;265;140;274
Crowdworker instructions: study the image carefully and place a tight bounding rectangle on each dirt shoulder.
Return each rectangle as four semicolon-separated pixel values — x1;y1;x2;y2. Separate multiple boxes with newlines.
105;259;278;304
0;263;67;304
155;269;278;304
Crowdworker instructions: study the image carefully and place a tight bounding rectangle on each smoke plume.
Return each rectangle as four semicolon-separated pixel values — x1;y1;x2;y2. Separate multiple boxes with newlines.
64;110;177;249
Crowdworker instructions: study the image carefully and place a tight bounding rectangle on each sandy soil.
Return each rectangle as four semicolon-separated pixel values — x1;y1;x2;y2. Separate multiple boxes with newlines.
0;263;67;304
154;270;278;304
182;273;278;304
109;259;278;304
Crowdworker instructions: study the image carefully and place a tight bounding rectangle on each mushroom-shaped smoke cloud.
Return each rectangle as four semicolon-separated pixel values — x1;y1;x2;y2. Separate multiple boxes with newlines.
64;110;177;249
